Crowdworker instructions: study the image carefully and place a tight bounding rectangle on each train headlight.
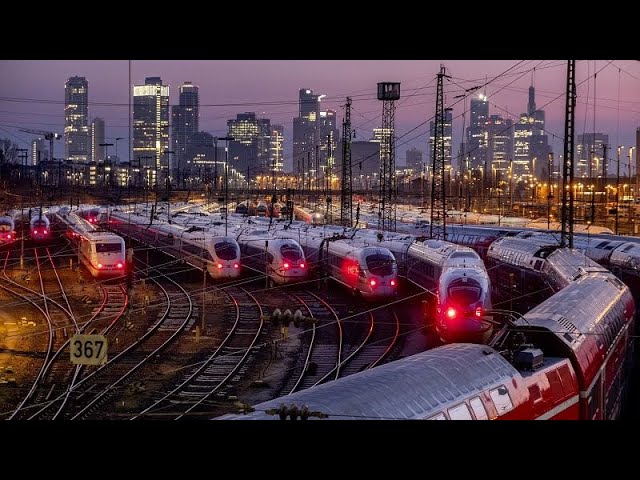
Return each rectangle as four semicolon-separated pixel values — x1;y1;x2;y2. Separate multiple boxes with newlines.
233;263;239;269
97;263;103;269
370;279;377;287
300;263;305;269
446;306;457;319
34;230;38;235
117;263;123;269
43;230;48;234
217;263;223;269
390;279;396;286
283;262;290;269
475;307;483;318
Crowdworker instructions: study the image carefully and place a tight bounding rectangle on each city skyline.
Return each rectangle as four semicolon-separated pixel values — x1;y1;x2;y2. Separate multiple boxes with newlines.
1;60;639;174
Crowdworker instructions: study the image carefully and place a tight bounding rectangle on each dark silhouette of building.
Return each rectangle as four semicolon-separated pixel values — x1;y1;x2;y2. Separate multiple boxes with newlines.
171;81;199;178
406;147;423;171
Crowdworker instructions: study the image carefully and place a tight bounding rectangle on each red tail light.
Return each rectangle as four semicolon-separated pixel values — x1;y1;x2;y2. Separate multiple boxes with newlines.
34;230;38;235
370;279;377;287
390;279;396;286
475;307;483;318
446;306;457;319
43;230;48;234
217;263;223;269
233;263;239;269
97;263;103;269
283;262;289;269
116;263;123;269
7;234;11;239
299;263;305;269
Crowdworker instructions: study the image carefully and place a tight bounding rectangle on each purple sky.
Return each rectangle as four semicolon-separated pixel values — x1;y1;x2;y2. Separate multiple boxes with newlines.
1;60;639;172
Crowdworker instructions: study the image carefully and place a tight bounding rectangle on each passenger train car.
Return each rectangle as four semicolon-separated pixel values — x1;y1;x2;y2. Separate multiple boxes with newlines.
219;255;635;420
236;228;307;285
109;210;242;280
57;210;126;278
0;212;16;241
29;209;51;241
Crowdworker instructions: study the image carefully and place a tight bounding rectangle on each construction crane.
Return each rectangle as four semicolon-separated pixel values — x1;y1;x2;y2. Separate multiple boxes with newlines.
18;128;62;163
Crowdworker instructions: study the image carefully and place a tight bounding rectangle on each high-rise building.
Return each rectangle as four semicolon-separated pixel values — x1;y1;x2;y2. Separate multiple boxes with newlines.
635;127;640;183
576;133;609;179
89;117;105;162
270;125;284;173
513;86;550;179
406;147;423;172
171;81;199;178
133;77;170;179
64;76;90;162
466;95;489;170
428;108;453;171
486;114;513;174
318;109;339;173
227;112;272;177
31;138;47;166
293;88;323;174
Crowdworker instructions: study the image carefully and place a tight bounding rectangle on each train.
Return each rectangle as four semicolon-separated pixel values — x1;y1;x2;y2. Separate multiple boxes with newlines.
56;210;126;278
0;212;16;241
235;228;307;285
29;209;51;241
109;209;242;280
219;249;635;420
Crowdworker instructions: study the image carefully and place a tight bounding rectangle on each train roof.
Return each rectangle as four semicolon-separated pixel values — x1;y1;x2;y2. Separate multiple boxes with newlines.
217;343;520;420
516;272;632;388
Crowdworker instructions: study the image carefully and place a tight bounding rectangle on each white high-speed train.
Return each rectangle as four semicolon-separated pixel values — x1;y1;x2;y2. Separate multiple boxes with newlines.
0;211;16;241
109;209;242;280
57;210;126;278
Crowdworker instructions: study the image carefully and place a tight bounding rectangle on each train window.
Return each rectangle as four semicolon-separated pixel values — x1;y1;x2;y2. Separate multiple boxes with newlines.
448;286;481;304
366;254;394;276
450;251;479;260
215;242;238;260
96;243;122;253
546;370;564;399
587;377;602;420
448;403;473;420
426;412;447;420
281;245;302;262
489;385;513;415
469;397;488;420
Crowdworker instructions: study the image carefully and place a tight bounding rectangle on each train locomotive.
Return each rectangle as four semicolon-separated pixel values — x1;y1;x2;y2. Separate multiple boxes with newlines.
29;209;51;241
0;212;16;241
57;211;126;278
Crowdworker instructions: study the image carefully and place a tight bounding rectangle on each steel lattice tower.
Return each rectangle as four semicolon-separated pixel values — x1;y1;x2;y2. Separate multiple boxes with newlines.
340;97;353;227
429;65;450;240
377;82;400;233
560;60;576;248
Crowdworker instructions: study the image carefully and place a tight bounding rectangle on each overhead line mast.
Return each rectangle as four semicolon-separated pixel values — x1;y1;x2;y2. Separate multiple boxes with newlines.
430;65;451;240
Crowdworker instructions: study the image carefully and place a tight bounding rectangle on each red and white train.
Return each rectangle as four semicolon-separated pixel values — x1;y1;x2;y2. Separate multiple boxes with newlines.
0;212;16;242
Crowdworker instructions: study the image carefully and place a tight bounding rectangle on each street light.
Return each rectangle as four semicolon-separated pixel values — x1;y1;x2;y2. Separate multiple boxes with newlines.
218;136;234;235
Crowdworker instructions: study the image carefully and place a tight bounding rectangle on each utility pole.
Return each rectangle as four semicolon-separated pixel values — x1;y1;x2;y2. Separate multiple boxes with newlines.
326;133;332;223
213;137;218;192
340;97;353;227
99;142;113;189
430;66;450;240
560;60;576;249
16;149;28;183
616;145;622;234
377;81;401;233
547;153;553;230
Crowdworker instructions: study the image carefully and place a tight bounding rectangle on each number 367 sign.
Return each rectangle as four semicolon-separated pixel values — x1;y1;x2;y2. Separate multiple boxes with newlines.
70;334;108;365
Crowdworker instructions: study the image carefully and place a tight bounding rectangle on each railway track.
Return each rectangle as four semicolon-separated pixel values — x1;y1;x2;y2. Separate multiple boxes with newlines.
131;286;265;420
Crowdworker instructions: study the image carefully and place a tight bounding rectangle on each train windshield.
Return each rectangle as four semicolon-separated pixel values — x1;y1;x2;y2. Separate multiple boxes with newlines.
214;241;239;260
450;251;479;260
448;286;481;304
280;245;302;262
366;254;394;276
96;243;122;253
0;224;11;232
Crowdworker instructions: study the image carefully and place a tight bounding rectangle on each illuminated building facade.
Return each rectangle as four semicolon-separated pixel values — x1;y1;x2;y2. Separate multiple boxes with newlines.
293;88;323;174
576;133;609;178
31;138;47;166
406;147;423;172
227;112;272;177
466;95;489;170
133;77;170;180
428;108;453;170
64;76;90;162
486;114;513;174
89;117;105;162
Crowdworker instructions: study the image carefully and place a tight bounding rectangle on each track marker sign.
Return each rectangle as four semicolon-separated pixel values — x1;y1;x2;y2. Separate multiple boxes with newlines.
70;334;108;365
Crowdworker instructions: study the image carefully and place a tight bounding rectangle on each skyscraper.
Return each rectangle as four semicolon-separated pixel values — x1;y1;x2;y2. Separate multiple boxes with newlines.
270;125;284;173
133;77;170;179
406;147;423;171
31;138;47;166
227;112;272;177
486;114;513;173
171;81;199;178
466;95;489;170
293;88;322;174
576;133;609;178
514;86;550;178
89;117;105;162
428;108;453;171
64;76;90;162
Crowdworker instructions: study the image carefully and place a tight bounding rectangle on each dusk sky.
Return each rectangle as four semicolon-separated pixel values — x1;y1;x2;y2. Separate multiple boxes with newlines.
1;60;639;172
